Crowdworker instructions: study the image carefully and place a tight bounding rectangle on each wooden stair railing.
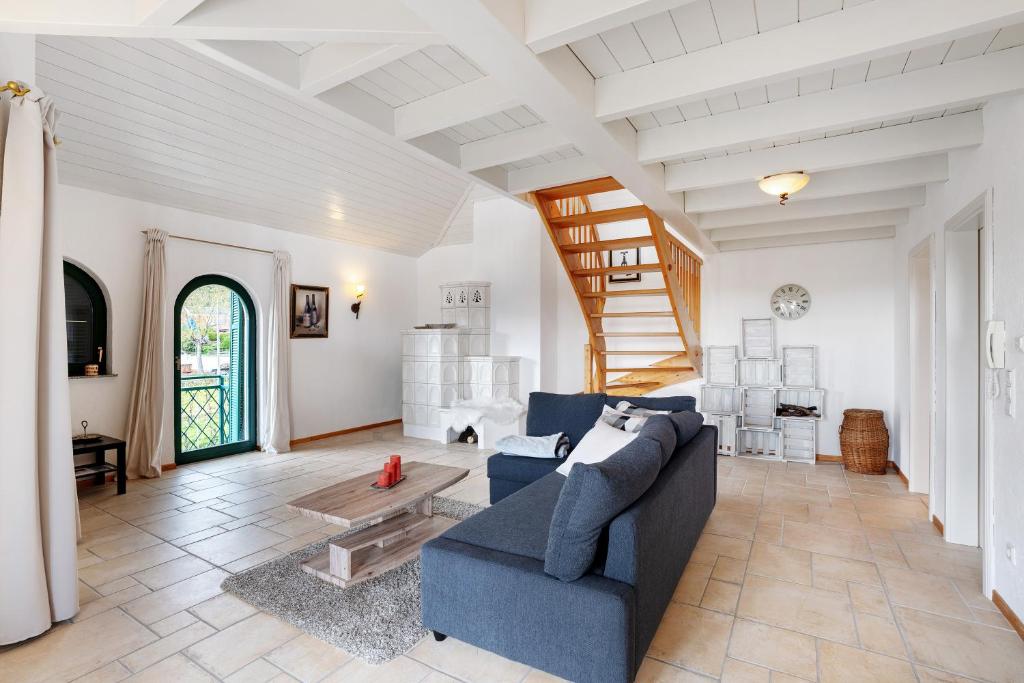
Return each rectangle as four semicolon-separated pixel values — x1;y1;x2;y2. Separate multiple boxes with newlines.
530;177;703;396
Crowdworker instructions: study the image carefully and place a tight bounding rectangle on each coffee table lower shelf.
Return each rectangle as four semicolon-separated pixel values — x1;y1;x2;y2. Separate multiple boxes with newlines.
300;513;457;588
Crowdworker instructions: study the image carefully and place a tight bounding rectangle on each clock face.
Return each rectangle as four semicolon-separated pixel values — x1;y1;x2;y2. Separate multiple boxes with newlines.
771;284;811;320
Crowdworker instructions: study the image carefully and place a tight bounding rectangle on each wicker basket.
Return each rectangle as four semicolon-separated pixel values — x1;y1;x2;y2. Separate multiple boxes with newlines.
839;409;889;474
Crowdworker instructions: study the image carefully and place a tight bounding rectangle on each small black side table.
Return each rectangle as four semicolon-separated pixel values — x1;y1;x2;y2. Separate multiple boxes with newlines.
73;435;127;495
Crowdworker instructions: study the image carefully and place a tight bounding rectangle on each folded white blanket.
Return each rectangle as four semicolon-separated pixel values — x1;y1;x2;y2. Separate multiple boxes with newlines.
495;433;570;459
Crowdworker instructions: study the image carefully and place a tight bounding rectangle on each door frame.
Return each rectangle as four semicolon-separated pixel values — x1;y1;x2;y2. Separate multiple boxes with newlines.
174;274;258;465
941;190;995;595
907;236;934;495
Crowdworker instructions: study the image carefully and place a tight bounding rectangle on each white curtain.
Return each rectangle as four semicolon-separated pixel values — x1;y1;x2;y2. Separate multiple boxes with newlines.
261;250;292;453
124;229;167;478
262;250;294;454
0;86;79;644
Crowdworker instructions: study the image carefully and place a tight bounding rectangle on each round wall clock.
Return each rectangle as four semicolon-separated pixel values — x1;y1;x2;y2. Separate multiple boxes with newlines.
771;284;811;320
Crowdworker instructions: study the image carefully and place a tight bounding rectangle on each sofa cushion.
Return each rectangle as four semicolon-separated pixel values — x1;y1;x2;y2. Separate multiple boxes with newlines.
443;472;564;561
488;452;564;484
544;436;663;581
668;411;705;448
555;419;638;476
527;392;608;448
636;415;678;467
605;395;695;413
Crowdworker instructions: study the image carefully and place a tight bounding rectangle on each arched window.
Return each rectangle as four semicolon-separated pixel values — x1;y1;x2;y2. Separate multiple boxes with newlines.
63;261;108;376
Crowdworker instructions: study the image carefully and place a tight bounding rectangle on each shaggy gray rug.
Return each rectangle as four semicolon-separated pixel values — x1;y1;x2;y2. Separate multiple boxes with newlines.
221;496;483;663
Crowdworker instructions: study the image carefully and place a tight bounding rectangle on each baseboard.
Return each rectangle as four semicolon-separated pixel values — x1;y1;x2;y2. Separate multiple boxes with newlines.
887;460;909;486
993;590;1024;642
163;463;177;471
815;454;842;462
932;514;944;535
290;419;402;447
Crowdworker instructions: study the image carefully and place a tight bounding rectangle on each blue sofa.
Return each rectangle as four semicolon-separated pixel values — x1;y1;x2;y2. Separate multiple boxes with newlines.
420;392;716;683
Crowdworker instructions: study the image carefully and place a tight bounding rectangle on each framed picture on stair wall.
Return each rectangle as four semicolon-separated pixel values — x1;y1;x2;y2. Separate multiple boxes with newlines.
290;284;329;338
607;247;642;283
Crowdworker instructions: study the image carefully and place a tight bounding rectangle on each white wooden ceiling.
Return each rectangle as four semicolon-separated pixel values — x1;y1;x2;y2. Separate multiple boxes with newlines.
36;36;473;255
8;0;1024;254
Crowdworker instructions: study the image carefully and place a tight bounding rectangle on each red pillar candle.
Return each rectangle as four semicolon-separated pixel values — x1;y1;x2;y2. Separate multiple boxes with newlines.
389;455;402;478
376;471;391;488
385;462;399;484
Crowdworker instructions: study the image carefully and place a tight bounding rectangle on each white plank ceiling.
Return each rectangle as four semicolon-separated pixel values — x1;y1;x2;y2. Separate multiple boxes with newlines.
12;0;1024;254
36;36;473;256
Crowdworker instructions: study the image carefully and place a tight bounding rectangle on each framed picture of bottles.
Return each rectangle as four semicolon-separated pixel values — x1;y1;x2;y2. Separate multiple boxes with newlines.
290;284;329;338
607;247;642;283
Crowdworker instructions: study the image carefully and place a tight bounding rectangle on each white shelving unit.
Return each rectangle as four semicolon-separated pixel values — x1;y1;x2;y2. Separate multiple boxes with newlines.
701;318;824;463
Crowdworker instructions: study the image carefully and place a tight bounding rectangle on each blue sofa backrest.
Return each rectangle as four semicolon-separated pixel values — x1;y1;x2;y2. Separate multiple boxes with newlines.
604;395;697;413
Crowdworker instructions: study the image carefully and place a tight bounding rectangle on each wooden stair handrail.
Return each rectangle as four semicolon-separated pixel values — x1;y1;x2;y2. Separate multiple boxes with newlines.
647;210;703;373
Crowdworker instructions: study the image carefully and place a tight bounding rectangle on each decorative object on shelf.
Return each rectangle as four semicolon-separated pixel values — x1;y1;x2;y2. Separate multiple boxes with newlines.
84;346;104;376
351;283;365;319
758;171;810;205
771;283;811;320
839;409;889;474
607;247;642;283
290;284;329;338
777;403;818;417
72;419;102;444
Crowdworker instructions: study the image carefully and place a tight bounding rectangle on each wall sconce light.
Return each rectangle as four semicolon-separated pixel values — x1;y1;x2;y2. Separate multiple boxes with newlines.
351;284;366;319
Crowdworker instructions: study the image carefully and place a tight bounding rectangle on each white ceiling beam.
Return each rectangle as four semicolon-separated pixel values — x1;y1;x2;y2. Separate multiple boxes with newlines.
507;156;605;195
394;76;519;141
0;0;443;43
708;209;908;242
596;0;1024;121
639;46;1024;162
299;43;419;96
460;123;569;172
683;155;947;213
399;0;714;253
716;226;896;252
662;112;982;189
696;187;926;231
316;82;396;134
135;0;207;25
525;0;696;53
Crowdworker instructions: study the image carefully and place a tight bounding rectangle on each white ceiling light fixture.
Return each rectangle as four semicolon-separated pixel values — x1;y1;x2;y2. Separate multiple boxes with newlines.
758;171;810;205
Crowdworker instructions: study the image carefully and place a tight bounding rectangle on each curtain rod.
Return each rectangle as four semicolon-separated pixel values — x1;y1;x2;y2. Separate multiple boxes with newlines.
139;231;274;256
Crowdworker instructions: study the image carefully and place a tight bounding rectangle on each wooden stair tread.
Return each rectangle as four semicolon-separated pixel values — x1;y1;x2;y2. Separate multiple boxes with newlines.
550;205;647;228
598;350;688;355
590;311;673;318
596;332;679;337
582;288;668;298
606;366;693;373
607;381;660;389
561;236;653;253
535;177;623;200
573;263;662;277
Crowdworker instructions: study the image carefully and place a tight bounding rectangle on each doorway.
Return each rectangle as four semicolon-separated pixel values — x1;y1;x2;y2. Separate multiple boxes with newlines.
941;191;993;578
907;238;933;495
174;275;257;464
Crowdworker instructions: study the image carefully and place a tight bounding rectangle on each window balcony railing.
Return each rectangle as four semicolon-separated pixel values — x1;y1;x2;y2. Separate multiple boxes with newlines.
179;373;229;452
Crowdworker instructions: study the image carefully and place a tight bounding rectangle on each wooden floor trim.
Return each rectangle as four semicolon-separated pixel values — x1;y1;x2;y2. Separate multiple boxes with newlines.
993;590;1024;642
932;514;945;535
290;419;402;447
815;454;841;462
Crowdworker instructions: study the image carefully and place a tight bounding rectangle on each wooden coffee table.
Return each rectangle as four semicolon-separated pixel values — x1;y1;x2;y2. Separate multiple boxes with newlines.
286;461;469;588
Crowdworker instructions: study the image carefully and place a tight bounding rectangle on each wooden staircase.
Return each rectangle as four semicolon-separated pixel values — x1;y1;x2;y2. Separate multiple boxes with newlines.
529;177;703;397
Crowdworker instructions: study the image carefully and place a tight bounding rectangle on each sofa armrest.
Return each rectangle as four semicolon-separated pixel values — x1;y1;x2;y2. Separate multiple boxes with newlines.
421;537;637;683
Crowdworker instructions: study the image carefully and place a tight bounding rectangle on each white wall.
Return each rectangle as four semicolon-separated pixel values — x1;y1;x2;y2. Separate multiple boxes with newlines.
697;241;896;456
61;185;418;465
892;92;1024;616
415;196;550;396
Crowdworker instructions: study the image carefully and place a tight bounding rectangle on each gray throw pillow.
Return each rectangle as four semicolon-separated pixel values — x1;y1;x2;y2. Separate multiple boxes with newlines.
668;411;705;447
637;414;678;467
544;436;663;582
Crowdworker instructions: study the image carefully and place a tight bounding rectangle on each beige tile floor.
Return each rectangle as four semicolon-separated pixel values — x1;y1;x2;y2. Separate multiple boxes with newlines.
3;425;1023;682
